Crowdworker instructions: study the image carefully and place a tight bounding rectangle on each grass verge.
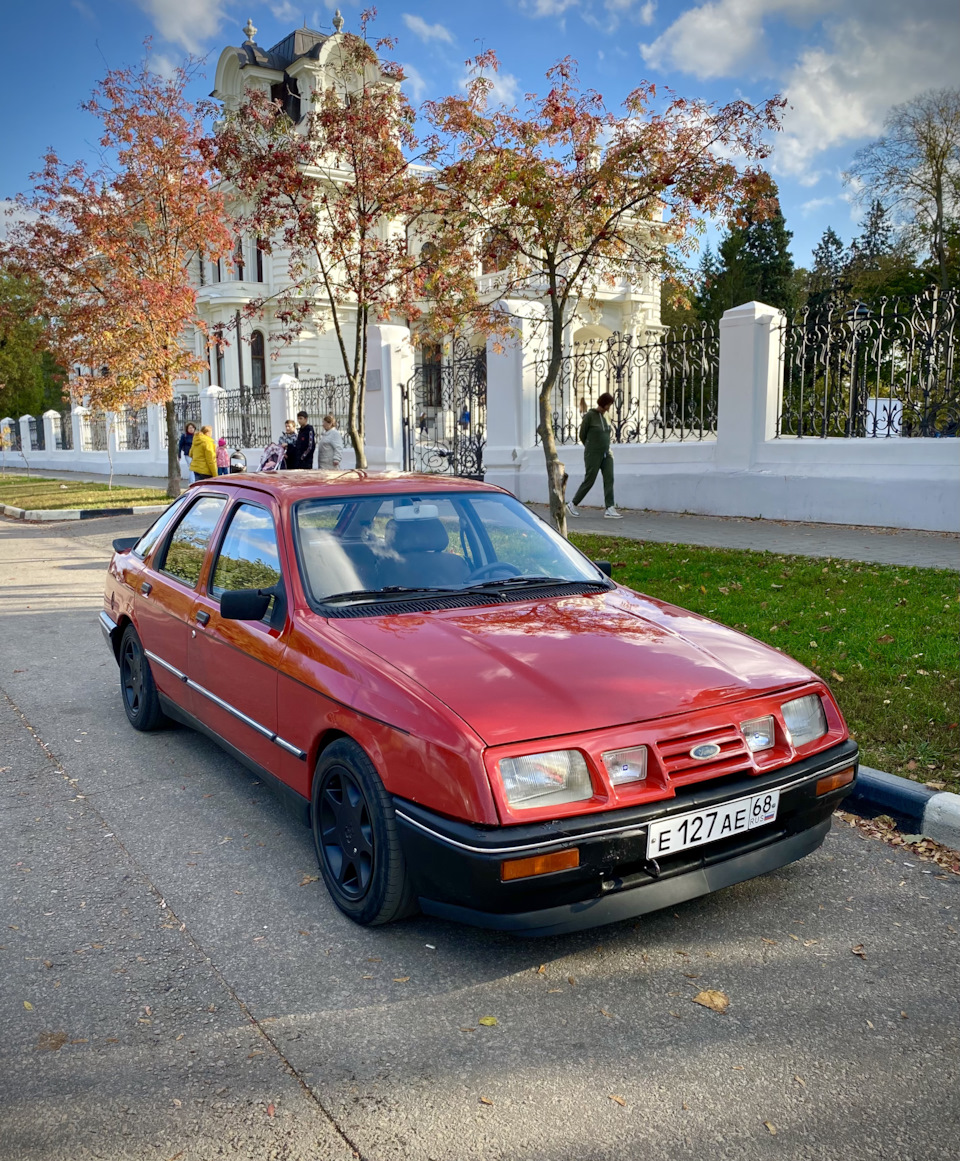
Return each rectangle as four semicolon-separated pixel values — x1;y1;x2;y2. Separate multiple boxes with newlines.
0;475;168;510
570;532;960;794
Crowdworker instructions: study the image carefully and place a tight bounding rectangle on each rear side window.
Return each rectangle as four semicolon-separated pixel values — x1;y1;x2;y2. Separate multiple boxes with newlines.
158;495;228;588
210;504;282;597
132;494;189;560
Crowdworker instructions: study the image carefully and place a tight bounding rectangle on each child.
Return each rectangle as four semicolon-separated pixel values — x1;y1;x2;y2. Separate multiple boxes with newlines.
216;437;230;476
278;418;297;469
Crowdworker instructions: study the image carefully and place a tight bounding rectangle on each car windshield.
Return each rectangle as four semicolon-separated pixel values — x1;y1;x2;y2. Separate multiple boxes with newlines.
294;491;606;604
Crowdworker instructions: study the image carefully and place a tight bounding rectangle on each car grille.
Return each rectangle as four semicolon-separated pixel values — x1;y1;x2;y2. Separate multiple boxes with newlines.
656;724;750;786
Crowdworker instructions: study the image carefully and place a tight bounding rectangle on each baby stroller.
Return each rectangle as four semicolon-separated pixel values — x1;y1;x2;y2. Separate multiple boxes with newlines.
257;442;285;472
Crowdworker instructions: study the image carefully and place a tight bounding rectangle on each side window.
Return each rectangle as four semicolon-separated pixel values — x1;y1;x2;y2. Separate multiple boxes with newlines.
133;494;189;561
210;504;282;610
158;495;228;588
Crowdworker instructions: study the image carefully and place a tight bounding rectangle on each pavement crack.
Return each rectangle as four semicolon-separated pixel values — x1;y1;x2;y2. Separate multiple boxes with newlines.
0;684;368;1161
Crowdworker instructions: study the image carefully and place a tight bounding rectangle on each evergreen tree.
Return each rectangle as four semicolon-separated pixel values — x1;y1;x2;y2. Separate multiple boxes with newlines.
806;226;847;311
696;185;794;323
848;199;892;268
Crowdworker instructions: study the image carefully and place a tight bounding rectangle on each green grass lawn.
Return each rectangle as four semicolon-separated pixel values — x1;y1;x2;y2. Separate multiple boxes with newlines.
0;475;169;511
570;532;960;794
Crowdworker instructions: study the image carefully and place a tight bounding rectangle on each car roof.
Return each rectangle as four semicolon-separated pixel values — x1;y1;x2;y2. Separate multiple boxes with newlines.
193;471;505;501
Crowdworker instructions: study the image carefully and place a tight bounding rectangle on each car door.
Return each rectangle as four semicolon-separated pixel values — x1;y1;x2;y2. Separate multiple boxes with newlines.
134;492;229;707
187;498;289;776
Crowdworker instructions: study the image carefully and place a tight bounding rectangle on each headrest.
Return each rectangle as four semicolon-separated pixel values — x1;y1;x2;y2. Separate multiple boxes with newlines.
385;517;449;554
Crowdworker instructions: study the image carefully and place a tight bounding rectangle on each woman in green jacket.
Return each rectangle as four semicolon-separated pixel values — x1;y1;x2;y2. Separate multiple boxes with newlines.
566;392;622;518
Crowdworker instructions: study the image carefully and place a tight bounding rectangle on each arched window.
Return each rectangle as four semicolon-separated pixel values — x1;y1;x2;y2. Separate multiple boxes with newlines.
255;238;265;282
420;241;438;271
212;327;226;387
251;330;266;390
234;236;245;280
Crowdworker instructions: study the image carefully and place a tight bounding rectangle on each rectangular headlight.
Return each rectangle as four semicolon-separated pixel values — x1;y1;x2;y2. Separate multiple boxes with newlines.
782;694;828;747
740;715;775;752
602;745;648;785
498;750;593;809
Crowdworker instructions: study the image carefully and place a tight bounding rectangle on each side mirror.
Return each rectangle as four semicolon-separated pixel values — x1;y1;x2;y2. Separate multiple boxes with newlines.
113;537;139;554
593;560;613;577
220;587;272;621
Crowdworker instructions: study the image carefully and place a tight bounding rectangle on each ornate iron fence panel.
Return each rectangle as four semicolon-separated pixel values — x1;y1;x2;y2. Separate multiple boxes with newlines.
777;287;958;438
536;326;718;445
216;387;271;449
291;375;352;433
87;412;108;451
170;394;202;442
401;338;487;478
58;410;73;450
3;422;22;452
116;406;150;451
28;416;44;451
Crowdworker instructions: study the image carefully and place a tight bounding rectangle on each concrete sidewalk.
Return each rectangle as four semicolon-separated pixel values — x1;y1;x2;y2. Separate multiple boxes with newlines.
543;504;960;571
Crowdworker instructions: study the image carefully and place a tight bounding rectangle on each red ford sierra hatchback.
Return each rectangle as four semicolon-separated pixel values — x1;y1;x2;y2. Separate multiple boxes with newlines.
101;472;857;936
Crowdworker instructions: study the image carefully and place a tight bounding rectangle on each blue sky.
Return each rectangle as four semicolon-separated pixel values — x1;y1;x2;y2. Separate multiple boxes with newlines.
2;0;957;268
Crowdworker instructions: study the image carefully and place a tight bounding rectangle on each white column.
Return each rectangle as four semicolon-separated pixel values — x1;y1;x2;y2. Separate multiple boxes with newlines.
71;405;87;453
201;386;226;442
19;414;33;451
716;301;784;470
106;411;121;457
42;409;60;450
147;403;166;463
365;324;413;472
269;375;297;444
0;418;15;456
483;301;546;495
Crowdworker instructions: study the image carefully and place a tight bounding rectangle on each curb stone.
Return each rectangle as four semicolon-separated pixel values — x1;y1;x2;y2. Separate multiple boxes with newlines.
2;503;168;522
849;765;960;849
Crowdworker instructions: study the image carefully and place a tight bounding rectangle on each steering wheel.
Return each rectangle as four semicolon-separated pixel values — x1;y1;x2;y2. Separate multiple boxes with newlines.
467;561;523;582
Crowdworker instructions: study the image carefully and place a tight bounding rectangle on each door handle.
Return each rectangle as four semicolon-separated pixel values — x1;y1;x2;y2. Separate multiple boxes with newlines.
195;610;210;626
141;582;152;596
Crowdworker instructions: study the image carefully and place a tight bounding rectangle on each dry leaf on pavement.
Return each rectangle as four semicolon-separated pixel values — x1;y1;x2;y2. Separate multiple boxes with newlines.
609;1095;626;1107
851;944;867;959
691;990;729;1013
479;1096;494;1106
764;1121;777;1135
478;1016;498;1026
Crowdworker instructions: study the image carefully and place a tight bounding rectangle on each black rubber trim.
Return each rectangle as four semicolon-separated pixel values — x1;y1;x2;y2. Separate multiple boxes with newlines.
158;694;311;826
321;581;612;619
419;819;831;937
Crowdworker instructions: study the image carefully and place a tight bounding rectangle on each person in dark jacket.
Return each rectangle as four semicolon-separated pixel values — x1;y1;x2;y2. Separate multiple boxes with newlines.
290;411;316;469
566;392;622;518
177;422;196;468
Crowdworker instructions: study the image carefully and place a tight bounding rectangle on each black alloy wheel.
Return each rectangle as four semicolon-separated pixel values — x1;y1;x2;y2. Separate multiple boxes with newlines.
311;738;417;926
119;625;165;731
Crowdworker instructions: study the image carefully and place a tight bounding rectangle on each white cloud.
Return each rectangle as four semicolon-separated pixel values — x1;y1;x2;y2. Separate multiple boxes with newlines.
135;0;231;54
524;0;658;30
271;1;301;23
639;0;656;24
461;69;520;109
401;62;428;102
638;0;959;182
148;52;180;80
70;0;95;21
800;195;836;216
401;14;453;44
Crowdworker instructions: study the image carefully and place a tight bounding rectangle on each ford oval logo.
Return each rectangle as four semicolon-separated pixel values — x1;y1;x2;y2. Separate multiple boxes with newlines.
690;742;722;761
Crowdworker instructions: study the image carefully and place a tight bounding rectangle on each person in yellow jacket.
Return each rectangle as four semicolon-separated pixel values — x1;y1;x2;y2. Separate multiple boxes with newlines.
189;424;218;481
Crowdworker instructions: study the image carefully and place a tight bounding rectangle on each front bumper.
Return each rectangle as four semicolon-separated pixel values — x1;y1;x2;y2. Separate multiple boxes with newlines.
395;739;858;936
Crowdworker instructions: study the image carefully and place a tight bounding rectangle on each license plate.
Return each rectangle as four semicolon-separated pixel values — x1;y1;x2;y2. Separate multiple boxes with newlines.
646;790;780;859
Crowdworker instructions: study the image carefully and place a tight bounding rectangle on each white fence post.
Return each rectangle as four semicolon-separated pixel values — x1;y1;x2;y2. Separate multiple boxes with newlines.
365;324;413;472
42;410;59;450
201;386;226;443
483;301;546;495
148;403;167;465
716;301;783;470
269;375;297;446
19;414;33;452
71;405;87;454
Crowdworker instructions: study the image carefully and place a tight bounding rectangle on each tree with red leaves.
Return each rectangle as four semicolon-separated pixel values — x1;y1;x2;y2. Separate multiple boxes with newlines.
2;56;231;497
426;54;785;535
215;15;487;468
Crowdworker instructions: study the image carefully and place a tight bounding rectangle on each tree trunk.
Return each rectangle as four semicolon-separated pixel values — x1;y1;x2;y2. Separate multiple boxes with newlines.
537;288;569;537
347;308;368;470
165;398;180;498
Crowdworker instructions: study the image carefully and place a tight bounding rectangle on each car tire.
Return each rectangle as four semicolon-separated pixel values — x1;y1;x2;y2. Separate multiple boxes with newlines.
119;624;166;732
311;738;418;926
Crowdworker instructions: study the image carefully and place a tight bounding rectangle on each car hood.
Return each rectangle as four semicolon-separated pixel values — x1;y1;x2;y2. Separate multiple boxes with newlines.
326;587;815;747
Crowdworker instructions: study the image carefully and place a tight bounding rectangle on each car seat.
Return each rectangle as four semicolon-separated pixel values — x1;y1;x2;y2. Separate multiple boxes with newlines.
383;518;469;588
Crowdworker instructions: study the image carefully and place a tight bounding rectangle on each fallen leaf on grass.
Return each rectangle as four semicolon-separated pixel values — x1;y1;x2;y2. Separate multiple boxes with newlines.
479;1096;493;1106
609;1095;626;1107
851;944;867;960
691;990;729;1014
478;1016;498;1027
876;634;895;644
830;671;844;683
764;1122;777;1135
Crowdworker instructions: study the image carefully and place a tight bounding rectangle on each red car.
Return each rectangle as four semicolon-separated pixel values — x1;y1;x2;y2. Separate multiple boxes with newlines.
101;473;857;936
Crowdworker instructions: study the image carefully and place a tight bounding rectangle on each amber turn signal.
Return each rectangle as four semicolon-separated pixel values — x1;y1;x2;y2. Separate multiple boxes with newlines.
815;766;856;796
501;848;580;881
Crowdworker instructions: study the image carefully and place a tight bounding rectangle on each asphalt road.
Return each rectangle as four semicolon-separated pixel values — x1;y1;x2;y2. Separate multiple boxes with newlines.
1;513;958;1161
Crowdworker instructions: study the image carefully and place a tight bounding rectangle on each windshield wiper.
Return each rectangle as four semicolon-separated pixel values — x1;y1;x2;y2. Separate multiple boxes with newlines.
463;575;606;591
321;585;464;605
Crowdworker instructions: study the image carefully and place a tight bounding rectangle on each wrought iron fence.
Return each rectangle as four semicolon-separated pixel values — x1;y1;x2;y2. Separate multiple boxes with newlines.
291;374;352;433
86;412;108;451
777;287;958;438
28;416;44;451
536;326;718;445
401;337;487;478
2;423;22;452
217;387;271;449
158;394;202;447
116;406;150;451
57;410;73;450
